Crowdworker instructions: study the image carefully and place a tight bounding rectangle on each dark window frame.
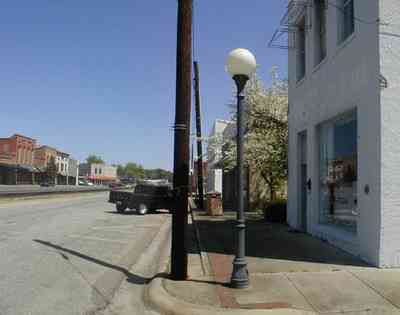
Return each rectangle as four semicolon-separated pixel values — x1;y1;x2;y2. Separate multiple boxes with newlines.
338;0;354;44
314;0;327;65
297;17;307;82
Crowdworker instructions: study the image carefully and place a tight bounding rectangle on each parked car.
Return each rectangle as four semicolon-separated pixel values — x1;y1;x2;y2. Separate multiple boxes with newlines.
108;183;174;215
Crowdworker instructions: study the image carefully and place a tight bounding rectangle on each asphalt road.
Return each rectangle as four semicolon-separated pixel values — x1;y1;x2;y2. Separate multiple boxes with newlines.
0;192;170;315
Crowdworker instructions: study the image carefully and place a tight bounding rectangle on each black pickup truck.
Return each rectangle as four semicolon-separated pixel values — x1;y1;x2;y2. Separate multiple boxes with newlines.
108;183;174;215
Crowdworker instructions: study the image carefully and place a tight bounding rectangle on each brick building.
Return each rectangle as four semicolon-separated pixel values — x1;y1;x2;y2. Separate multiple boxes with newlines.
33;145;58;184
33;145;57;169
0;134;37;184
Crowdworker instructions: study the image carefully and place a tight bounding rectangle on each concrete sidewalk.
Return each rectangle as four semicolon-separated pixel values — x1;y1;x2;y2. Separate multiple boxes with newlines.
147;210;400;314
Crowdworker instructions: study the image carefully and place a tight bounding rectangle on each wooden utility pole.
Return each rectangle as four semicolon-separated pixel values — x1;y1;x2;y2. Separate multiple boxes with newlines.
193;61;204;209
171;0;192;281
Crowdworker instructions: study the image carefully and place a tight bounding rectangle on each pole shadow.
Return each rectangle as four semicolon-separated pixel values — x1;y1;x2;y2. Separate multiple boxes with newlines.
33;239;167;285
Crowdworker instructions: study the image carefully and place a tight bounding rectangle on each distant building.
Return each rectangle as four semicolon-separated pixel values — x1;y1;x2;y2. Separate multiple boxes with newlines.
220;121;250;211
206;119;230;193
0;134;37;185
33;145;58;184
79;163;117;185
192;160;208;195
33;145;57;170
68;158;79;186
56;151;69;185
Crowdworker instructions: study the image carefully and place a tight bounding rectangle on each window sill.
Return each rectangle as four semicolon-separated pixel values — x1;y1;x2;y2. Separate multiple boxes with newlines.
317;222;357;239
312;57;328;74
335;32;356;57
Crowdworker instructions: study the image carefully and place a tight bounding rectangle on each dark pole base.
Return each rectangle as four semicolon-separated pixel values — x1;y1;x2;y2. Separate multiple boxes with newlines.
230;258;249;289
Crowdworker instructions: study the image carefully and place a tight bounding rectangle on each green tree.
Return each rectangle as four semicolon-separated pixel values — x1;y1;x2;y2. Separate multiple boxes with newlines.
115;164;125;177
221;69;288;203
86;155;104;164
124;162;145;178
145;168;173;181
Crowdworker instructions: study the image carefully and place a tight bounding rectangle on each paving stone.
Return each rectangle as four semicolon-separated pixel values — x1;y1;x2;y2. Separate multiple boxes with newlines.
352;269;400;309
287;271;398;313
234;274;314;311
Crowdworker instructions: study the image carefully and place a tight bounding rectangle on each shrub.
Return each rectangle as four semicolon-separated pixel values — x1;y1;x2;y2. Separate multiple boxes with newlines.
263;199;287;223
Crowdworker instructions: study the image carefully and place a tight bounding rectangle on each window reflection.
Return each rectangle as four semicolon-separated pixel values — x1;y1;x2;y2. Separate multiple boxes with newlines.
319;111;357;232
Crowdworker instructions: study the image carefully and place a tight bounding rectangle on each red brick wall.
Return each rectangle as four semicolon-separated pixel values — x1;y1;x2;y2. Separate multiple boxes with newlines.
0;138;17;164
13;135;36;166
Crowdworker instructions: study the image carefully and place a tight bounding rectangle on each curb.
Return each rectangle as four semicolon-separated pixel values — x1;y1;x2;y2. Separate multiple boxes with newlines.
147;277;315;315
87;216;172;315
146;204;316;315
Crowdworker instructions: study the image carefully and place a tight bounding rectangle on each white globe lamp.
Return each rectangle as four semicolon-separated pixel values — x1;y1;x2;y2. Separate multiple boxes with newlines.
226;48;257;78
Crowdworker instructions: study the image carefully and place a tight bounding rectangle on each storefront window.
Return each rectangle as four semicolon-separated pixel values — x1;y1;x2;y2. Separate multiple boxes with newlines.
319;110;357;232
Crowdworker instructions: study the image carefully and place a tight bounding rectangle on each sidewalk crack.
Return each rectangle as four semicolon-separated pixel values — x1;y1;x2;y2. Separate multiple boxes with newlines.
284;272;320;313
345;269;399;310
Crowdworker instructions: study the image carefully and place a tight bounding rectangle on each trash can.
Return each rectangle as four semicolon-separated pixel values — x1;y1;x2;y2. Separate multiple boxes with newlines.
206;192;223;216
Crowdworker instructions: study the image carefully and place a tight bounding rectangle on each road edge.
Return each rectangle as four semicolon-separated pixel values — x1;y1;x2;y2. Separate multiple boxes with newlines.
146;276;315;315
86;216;172;315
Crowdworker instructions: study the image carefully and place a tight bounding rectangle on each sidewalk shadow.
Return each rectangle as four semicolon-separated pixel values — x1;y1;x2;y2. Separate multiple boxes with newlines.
189;213;369;268
33;239;168;285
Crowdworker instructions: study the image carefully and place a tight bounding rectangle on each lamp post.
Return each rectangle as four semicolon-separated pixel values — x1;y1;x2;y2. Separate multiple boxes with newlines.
226;48;257;289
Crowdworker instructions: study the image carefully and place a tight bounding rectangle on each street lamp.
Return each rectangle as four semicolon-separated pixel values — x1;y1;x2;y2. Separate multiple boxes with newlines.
226;48;256;289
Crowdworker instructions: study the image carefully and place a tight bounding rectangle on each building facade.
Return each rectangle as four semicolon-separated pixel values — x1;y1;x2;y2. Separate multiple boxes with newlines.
285;0;400;267
33;145;58;184
68;158;79;186
56;151;69;185
33;145;58;169
220;121;250;211
79;163;117;185
206;119;230;193
0;134;37;184
192;160;208;195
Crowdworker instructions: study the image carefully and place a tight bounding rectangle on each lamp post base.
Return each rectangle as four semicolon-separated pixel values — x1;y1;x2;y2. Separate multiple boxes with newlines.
230;258;249;289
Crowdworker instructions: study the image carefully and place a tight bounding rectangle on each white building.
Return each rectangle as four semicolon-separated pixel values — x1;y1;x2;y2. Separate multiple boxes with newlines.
284;0;400;267
206;119;230;193
56;151;69;185
68;158;79;186
79;163;117;185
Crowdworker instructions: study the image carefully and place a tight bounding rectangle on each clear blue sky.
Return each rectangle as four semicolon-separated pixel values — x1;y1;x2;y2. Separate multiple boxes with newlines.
0;1;287;170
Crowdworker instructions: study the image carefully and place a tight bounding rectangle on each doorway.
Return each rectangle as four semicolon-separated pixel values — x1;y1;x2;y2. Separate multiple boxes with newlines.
299;131;308;232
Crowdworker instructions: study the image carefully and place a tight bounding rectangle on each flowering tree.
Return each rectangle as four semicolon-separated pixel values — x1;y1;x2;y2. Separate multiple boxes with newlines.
223;69;288;203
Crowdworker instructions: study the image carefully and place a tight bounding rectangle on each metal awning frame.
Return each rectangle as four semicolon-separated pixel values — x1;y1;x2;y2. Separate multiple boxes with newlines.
268;0;312;50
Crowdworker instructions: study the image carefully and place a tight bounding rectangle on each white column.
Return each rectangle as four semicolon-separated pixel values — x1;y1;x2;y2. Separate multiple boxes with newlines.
76;164;79;186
